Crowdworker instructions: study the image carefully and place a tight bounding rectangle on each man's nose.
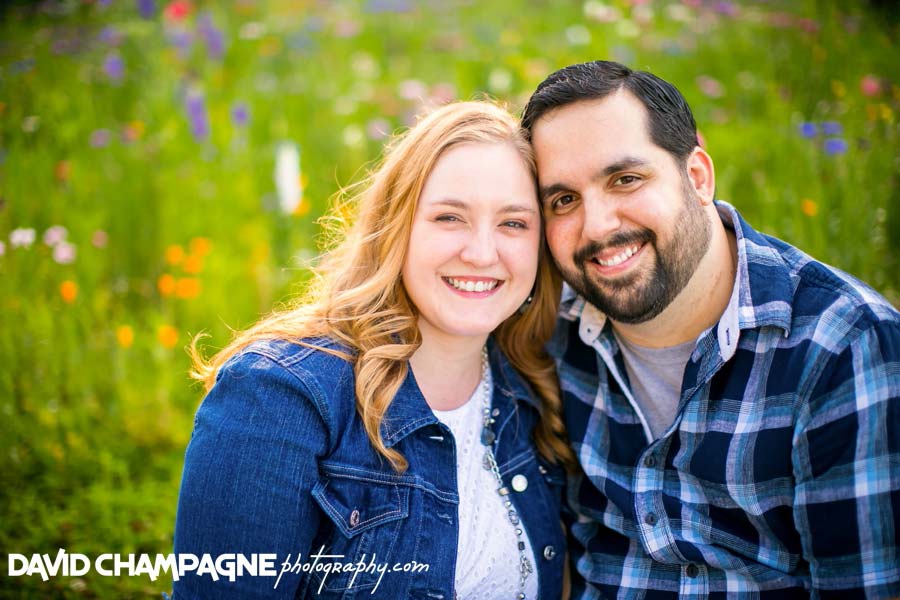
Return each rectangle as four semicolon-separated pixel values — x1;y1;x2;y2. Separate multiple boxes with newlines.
581;195;622;242
459;227;499;267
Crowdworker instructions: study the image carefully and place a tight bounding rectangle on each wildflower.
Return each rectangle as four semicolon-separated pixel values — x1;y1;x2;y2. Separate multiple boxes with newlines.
584;1;621;23
158;325;179;349
90;129;112;148
98;26;123;46
22;115;40;133
197;12;225;60
430;82;457;105
823;138;848;155
696;76;724;98
53;242;77;264
488;69;513;95
189;237;211;256
60;280;78;303
0;241;5;256
795;18;819;33
275;142;303;215
163;0;192;21
614;20;640;39
116;325;134;348
364;0;412;14
798;122;817;138
137;0;156;19
43;225;68;247
158;274;176;296
175;277;202;298
335;19;361;39
167;28;193;58
398;79;428;102
231;102;250;127
184;88;210;142
800;199;818;217
342;125;364;148
860;75;881;97
92;230;108;248
122;121;145;143
821;121;842;135
239;22;266;40
366;118;391;141
165;244;185;265
103;52;125;82
54;160;71;183
565;25;592;46
831;80;846;98
183;254;203;274
10;228;36;248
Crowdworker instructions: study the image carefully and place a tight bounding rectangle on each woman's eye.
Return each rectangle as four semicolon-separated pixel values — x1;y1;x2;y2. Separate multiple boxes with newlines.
501;220;528;230
435;214;461;223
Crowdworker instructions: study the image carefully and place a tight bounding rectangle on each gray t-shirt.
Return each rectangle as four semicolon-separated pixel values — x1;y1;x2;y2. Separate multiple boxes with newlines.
613;331;695;439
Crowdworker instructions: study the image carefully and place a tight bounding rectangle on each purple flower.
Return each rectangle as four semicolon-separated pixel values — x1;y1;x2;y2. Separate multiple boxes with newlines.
231;102;250;127
102;52;125;82
365;0;412;13
184;89;210;142
167;28;193;58
98;26;123;46
53;241;77;265
798;122;817;138
90;129;113;148
821;121;842;135
197;13;226;61
824;138;848;155
712;1;738;17
11;58;35;75
136;0;156;19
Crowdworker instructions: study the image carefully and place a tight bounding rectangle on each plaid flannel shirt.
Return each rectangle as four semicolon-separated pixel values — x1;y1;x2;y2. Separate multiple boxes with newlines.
552;202;900;599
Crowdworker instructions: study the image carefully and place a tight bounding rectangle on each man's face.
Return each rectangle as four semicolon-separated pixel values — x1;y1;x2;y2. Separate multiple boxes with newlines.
531;90;711;324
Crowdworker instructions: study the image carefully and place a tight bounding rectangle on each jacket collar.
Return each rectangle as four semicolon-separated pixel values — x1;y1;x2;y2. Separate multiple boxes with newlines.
379;337;541;448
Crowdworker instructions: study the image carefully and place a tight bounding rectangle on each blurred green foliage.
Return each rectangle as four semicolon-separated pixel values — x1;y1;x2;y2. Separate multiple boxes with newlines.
0;0;897;597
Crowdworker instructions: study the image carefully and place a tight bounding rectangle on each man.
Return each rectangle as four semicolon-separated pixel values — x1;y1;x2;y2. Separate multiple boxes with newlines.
522;60;900;598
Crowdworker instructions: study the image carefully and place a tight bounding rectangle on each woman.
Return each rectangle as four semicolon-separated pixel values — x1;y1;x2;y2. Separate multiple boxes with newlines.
173;101;573;599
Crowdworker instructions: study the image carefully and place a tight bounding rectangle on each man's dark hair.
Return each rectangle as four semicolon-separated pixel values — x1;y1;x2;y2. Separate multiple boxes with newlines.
521;60;699;164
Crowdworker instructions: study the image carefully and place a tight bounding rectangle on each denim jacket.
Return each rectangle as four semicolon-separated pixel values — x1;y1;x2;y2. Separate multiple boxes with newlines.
173;336;567;599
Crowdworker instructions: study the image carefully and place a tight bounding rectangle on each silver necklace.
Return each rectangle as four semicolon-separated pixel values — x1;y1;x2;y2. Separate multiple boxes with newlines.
478;346;533;600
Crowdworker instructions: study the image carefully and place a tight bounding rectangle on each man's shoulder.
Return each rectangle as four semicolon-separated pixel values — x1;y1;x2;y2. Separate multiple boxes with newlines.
761;233;899;340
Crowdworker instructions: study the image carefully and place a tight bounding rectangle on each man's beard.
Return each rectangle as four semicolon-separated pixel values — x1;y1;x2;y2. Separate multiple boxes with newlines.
557;183;712;325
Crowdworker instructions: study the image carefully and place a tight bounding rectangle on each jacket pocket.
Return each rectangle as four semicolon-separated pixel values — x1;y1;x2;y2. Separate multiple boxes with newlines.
308;468;413;596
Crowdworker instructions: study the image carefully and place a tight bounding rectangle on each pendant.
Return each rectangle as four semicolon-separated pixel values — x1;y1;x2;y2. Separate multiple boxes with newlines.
480;426;496;446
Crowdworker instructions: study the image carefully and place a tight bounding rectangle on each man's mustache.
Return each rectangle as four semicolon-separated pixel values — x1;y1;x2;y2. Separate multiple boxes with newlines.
572;230;655;266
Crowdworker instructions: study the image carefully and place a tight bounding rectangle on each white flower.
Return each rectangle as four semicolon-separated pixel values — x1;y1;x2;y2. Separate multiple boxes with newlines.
274;142;302;215
10;228;36;248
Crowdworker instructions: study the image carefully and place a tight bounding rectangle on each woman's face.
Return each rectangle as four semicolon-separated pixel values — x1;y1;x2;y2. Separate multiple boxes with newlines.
402;141;540;344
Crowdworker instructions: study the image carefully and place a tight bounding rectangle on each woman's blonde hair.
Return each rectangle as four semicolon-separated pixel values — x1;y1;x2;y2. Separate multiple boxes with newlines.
192;100;574;472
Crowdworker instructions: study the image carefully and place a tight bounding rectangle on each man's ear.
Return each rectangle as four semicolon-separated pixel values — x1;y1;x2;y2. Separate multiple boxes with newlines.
685;146;716;206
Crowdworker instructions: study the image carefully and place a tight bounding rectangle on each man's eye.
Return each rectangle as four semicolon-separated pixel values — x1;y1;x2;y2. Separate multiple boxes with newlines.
616;175;640;185
552;194;575;209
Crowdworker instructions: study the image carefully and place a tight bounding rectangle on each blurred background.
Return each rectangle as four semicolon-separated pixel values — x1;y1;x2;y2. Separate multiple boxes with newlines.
1;0;898;597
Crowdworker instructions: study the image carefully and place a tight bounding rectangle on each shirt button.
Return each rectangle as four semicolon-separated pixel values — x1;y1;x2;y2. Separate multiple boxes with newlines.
643;455;657;468
511;474;528;492
543;546;556;560
644;513;658;526
349;509;360;528
685;563;699;578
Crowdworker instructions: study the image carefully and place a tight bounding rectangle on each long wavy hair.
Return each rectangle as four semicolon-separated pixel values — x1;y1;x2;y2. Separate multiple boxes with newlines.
191;100;574;472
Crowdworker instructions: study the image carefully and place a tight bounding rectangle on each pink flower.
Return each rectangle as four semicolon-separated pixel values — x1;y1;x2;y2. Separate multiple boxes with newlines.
53;241;77;264
43;225;68;247
10;228;36;248
696;75;724;98
398;79;428;101
860;75;881;97
92;230;109;248
0;241;5;256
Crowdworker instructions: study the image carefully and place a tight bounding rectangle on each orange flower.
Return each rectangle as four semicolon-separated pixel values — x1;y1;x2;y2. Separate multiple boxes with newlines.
157;274;176;296
54;160;71;183
116;325;134;348
175;277;201;299
123;120;145;142
165;245;185;266
158;325;179;349
183;254;204;274
293;199;311;217
59;280;78;303
189;237;212;256
800;199;819;217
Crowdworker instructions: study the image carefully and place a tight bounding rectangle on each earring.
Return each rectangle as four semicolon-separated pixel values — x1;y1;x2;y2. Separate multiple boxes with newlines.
518;294;534;315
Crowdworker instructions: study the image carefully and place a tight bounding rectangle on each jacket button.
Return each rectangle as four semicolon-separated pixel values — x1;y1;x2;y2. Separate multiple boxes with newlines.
643;455;657;468
511;474;528;492
686;563;699;578
349;509;360;527
644;512;658;526
542;546;556;560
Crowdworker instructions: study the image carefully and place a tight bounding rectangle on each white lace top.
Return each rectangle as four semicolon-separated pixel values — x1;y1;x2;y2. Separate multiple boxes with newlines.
432;367;539;599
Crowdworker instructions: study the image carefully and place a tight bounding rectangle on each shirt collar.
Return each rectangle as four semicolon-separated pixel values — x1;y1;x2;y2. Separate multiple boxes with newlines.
560;201;794;357
380;337;541;448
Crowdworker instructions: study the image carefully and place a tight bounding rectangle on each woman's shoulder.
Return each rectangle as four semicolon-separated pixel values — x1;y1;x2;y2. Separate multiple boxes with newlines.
215;336;357;400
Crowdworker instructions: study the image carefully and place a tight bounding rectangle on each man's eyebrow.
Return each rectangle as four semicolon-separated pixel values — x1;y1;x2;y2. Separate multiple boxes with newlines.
539;157;652;202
